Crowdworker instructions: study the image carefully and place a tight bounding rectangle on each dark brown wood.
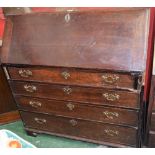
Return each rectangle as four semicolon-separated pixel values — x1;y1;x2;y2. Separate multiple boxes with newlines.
152;96;155;111
145;76;155;146
3;7;148;16
1;8;148;147
15;96;138;126
24;127;134;148
25;130;38;137
151;112;155;130
7;66;142;90
20;111;138;147
148;131;155;147
3;7;32;16
0;64;17;114
0;111;20;125
1;9;149;72
148;76;155;111
10;81;140;109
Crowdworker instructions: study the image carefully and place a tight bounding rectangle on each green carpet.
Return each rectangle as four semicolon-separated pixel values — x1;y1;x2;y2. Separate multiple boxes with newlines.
0;121;104;148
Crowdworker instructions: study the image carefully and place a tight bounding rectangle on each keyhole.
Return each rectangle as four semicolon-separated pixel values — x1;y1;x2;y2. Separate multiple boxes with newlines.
65;13;71;23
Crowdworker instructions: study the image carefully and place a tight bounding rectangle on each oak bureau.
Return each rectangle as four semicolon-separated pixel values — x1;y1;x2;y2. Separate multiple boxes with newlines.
0;8;150;147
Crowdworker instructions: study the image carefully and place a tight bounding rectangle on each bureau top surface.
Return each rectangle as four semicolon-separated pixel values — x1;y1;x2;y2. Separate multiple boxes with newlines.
1;8;149;72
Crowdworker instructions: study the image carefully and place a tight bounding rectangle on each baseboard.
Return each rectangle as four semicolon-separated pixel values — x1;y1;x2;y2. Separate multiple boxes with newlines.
0;110;21;125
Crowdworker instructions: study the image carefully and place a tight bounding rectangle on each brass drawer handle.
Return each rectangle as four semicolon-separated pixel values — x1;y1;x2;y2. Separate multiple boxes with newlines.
24;85;37;93
103;111;119;119
102;93;120;101
18;69;32;78
104;129;119;136
69;119;77;126
66;103;75;111
34;117;46;124
102;74;119;84
61;71;70;80
29;101;42;108
63;86;72;95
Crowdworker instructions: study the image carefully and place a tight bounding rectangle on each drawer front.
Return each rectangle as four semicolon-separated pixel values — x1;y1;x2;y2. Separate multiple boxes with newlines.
151;113;155;131
15;96;138;126
8;67;139;89
10;81;140;109
148;132;155;147
20;111;137;146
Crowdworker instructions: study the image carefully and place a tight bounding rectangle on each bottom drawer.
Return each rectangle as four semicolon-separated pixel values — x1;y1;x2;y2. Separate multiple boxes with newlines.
16;96;138;126
148;132;155;147
20;111;138;147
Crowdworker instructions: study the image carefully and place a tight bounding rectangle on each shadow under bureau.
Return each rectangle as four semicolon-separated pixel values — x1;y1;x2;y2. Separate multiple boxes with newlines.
1;8;150;147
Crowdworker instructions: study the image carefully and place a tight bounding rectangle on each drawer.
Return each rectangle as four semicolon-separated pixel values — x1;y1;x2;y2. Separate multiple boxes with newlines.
20;111;138;147
7;66;141;90
15;96;138;126
151;113;155;131
10;81;140;109
148;131;155;147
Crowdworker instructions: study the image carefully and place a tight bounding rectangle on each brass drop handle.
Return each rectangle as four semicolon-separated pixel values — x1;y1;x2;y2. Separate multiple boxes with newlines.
34;117;46;124
102;74;119;84
18;69;32;78
103;111;119;120
63;86;72;95
61;71;70;80
69;119;77;126
24;85;37;93
66;103;75;111
29;101;42;108
104;129;119;136
102;93;120;101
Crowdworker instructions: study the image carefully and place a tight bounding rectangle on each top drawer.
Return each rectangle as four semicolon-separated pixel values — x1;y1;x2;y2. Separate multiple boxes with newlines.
7;66;142;90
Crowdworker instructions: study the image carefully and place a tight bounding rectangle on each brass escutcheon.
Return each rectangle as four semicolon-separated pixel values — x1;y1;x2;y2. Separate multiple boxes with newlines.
34;117;46;124
102;93;120;101
63;86;72;95
24;85;37;93
69;119;77;126
103;111;119;119
66;103;75;111
104;129;119;136
18;69;32;78
64;13;70;23
29;101;42;108
102;74;119;84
